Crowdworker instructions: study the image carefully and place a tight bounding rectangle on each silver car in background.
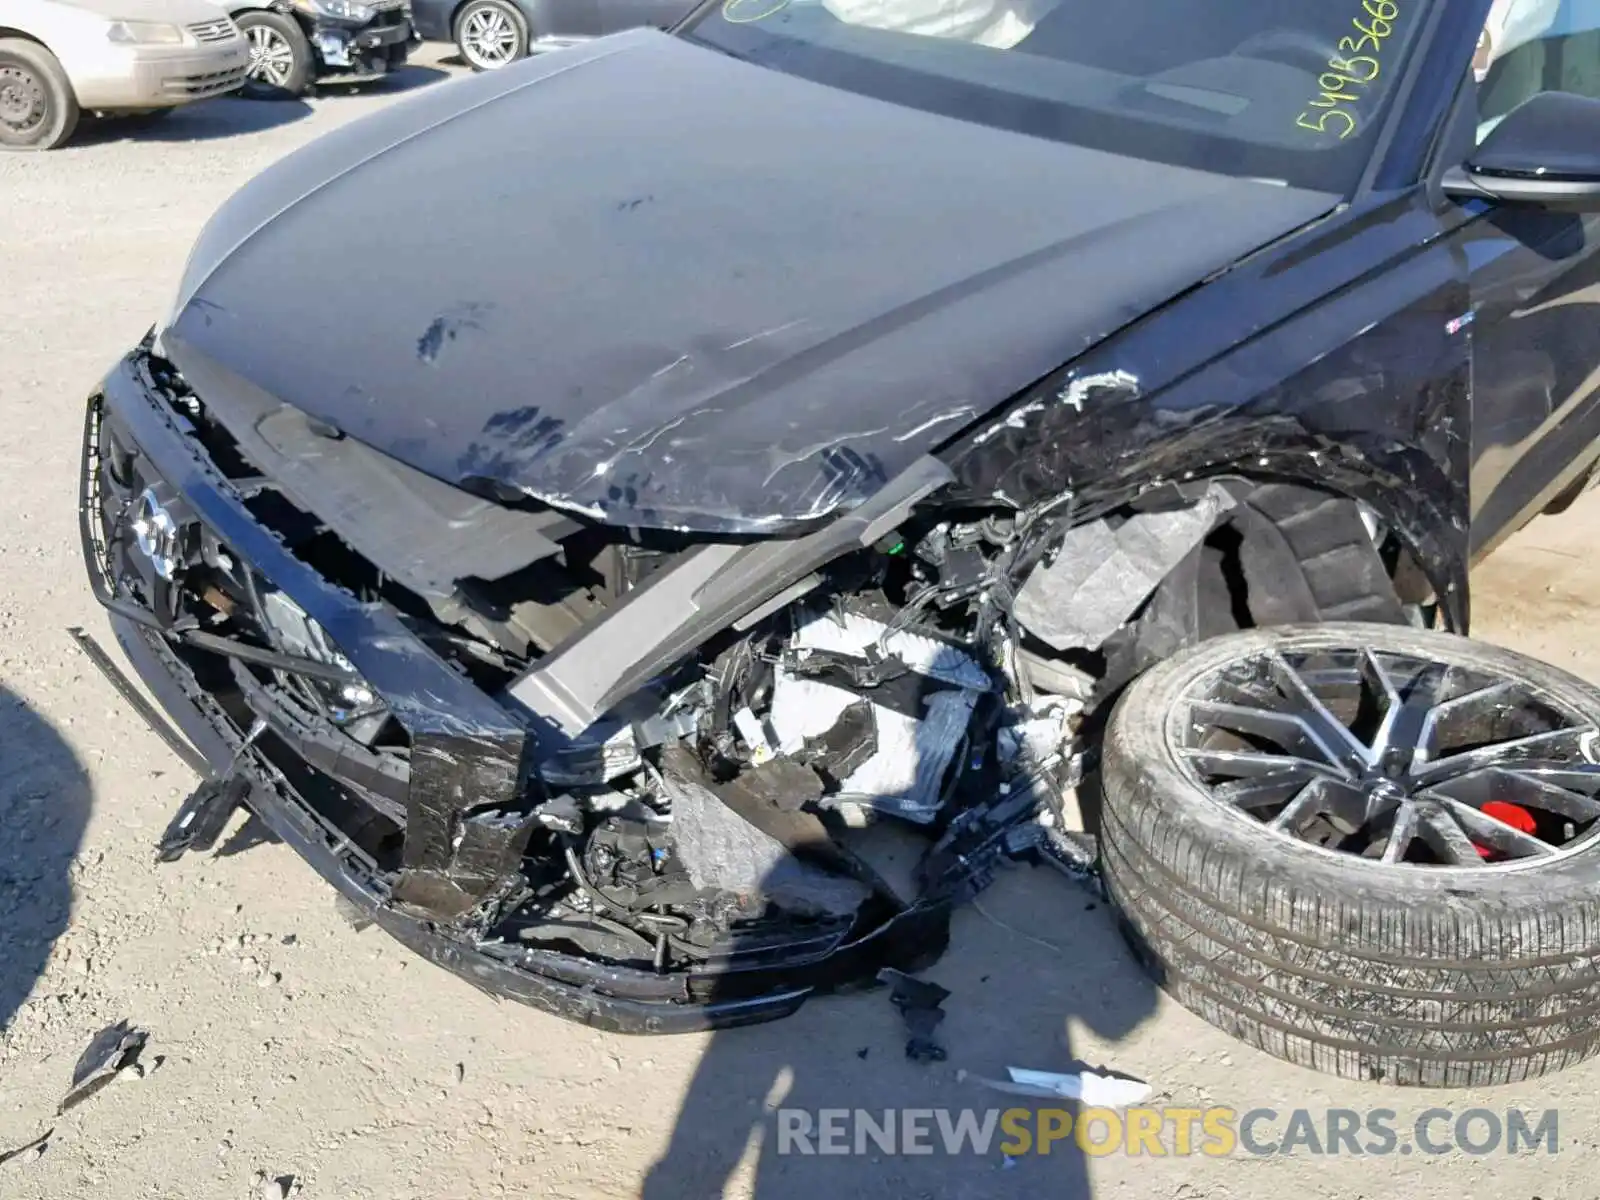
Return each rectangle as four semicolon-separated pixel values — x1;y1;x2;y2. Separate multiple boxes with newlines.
1;0;249;150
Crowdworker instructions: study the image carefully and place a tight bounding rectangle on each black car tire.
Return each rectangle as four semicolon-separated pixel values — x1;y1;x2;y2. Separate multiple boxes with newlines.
235;10;314;99
454;0;531;71
0;38;79;151
1099;623;1600;1086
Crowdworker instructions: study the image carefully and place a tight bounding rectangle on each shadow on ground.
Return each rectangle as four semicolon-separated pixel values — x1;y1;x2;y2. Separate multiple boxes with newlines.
70;64;454;149
643;864;1158;1200
312;64;454;96
0;686;91;1035
73;97;314;147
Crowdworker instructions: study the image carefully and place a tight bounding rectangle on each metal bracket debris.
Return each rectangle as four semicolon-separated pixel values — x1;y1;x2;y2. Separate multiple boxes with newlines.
156;774;251;863
67;626;210;777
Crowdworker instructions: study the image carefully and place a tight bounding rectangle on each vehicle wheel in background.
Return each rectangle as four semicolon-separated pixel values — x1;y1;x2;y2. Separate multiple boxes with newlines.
455;0;530;71
0;38;79;151
236;10;314;99
1100;622;1600;1086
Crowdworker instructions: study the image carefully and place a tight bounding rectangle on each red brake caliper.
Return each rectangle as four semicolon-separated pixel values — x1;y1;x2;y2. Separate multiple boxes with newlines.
1475;801;1537;858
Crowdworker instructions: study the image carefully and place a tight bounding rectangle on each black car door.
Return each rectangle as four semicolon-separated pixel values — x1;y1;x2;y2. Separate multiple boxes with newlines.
1454;6;1600;557
535;0;606;40
598;0;696;34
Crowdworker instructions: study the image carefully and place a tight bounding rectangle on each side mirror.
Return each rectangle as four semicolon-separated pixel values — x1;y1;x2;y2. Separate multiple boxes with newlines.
1444;91;1600;211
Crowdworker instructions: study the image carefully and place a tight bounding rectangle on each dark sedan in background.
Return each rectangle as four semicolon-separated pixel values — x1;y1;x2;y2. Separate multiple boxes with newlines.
411;0;693;69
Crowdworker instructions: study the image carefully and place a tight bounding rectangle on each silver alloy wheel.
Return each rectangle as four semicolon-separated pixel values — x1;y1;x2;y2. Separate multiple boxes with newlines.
1172;643;1600;870
459;5;522;69
246;25;297;88
0;64;46;138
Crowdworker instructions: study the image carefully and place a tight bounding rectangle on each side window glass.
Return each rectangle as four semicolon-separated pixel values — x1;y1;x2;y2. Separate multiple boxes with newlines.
1477;0;1600;142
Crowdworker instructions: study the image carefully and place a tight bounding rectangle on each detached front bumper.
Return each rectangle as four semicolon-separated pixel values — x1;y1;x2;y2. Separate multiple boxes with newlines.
79;347;945;1033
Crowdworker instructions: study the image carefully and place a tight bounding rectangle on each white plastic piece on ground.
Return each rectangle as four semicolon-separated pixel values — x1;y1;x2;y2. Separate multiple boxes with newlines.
767;609;989;824
1000;1066;1153;1108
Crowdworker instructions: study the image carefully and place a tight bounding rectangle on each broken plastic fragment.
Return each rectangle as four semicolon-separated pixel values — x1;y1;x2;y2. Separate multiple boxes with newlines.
156;775;249;862
333;894;375;932
733;706;778;765
532;794;584;836
59;1021;148;1114
254;1170;299;1199
980;1065;1152;1108
879;967;949;1063
1057;369;1138;412
0;1129;51;1168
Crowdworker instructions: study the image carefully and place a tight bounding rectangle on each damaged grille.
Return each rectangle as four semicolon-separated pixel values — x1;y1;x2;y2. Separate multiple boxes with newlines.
85;398;413;870
85;347;1108;1009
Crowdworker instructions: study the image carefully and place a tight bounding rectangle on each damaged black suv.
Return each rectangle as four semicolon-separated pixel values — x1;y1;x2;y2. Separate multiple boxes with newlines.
78;0;1600;1083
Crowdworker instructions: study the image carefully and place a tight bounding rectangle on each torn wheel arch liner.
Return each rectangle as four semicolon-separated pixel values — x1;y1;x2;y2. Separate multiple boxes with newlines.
939;190;1474;634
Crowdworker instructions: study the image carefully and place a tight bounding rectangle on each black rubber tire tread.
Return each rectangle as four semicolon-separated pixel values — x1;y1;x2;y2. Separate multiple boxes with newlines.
234;11;314;99
1099;622;1600;1086
0;38;79;151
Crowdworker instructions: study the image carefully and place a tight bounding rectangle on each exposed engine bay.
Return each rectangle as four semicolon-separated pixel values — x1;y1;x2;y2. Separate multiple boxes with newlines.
80;346;1417;1027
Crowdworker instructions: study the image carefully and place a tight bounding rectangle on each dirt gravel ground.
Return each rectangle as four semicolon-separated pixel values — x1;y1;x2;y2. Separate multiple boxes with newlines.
0;44;1592;1199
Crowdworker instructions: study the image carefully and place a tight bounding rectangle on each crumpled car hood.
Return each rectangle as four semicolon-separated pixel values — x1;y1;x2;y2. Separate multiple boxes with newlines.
161;28;1336;533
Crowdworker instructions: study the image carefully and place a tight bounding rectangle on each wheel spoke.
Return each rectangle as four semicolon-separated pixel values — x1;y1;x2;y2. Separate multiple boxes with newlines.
1417;680;1518;758
1412;726;1598;784
1427;793;1557;860
1416;806;1483;865
1264;775;1369;835
1179;748;1323;779
1380;802;1420;863
1267;777;1330;833
1186;700;1355;774
1430;765;1600;824
1213;766;1320;810
1264;651;1372;772
1505;760;1600;795
1368;654;1449;773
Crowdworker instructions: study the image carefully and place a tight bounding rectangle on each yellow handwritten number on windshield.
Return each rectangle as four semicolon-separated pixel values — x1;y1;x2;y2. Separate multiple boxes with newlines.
1295;0;1399;140
722;0;789;22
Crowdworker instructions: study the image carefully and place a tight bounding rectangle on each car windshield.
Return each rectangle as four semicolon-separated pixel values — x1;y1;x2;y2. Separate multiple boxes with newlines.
682;0;1435;193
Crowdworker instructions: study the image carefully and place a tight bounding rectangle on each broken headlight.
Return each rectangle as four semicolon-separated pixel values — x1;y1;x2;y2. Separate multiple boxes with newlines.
253;587;385;727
